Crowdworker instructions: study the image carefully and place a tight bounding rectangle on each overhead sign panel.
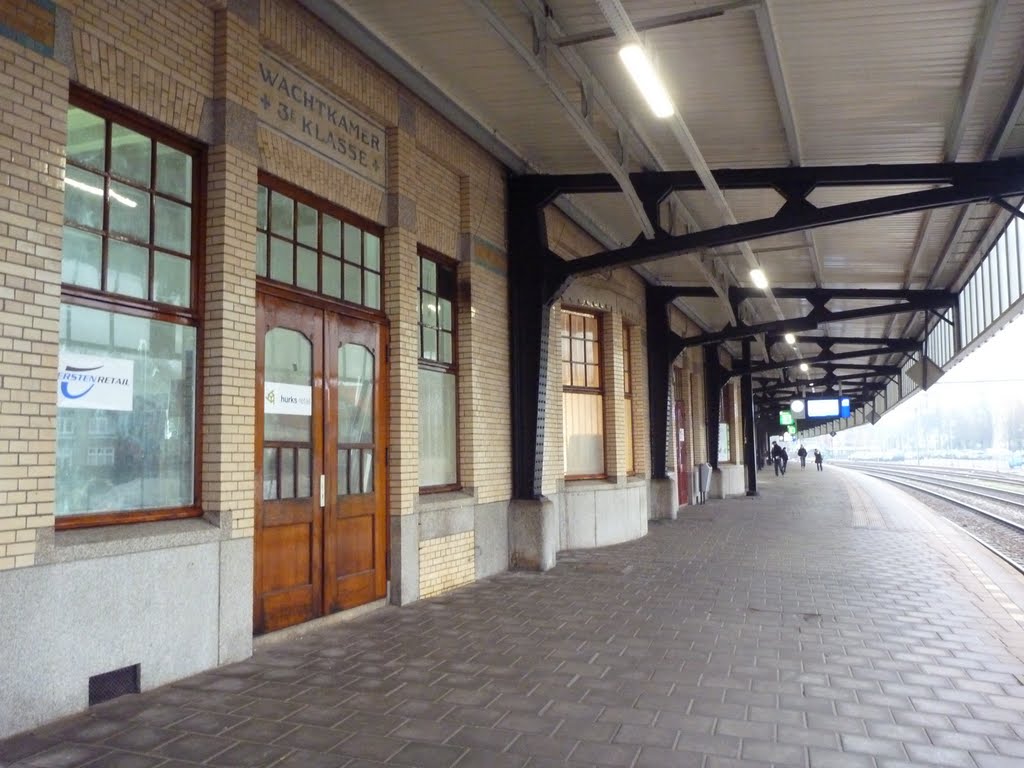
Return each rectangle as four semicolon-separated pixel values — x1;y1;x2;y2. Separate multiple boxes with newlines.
779;410;794;426
806;398;840;418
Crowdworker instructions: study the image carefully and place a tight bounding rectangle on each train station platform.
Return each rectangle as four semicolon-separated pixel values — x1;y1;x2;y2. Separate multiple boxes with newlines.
4;466;1024;768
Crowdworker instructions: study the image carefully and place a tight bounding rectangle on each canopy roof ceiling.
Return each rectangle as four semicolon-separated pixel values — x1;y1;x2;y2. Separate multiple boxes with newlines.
303;0;1024;402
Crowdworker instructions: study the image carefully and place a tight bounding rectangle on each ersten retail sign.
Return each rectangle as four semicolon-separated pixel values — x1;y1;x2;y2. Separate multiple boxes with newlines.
57;353;134;411
256;53;386;188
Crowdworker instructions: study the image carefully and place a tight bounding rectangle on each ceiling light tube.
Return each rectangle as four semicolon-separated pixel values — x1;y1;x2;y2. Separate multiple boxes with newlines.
784;332;796;344
618;44;675;118
749;268;769;289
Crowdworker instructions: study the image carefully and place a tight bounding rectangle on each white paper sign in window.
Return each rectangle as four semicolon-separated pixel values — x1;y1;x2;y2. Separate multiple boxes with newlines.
57;353;134;411
264;381;312;415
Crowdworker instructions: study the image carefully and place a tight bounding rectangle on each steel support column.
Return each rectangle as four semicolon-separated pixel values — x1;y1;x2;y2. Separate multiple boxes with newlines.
508;182;569;499
645;286;685;480
741;339;758;496
704;345;725;469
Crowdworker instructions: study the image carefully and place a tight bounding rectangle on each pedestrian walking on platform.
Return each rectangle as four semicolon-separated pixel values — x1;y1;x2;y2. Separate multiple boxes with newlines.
797;444;807;468
771;441;784;476
781;446;789;475
814;448;823;471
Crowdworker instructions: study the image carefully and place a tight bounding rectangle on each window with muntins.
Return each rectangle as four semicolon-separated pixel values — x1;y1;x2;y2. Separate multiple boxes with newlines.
418;252;458;490
562;310;604;477
58;93;202;527
255;177;382;310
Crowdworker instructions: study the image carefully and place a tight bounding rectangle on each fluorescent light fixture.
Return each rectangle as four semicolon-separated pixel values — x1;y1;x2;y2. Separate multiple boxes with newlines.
784;332;796;344
749;268;769;289
799;362;809;372
618;44;675;118
65;176;138;208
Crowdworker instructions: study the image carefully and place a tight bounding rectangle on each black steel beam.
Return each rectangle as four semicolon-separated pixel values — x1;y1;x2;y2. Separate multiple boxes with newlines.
680;316;819;348
995;197;1024;220
733;287;955;302
753;370;898;391
679;294;954;349
646;285;686;480
522;158;1024;198
818;298;955;325
815;364;902;374
738;346;910;376
767;336;925;349
775;340;918;357
562;166;1024;277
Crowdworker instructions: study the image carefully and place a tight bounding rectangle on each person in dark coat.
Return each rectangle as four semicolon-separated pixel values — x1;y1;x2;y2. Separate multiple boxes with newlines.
781;446;789;475
814;448;824;471
770;441;784;476
797;444;808;468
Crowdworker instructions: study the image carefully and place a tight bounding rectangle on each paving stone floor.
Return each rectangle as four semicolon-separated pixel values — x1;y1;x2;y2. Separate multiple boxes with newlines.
5;466;1024;767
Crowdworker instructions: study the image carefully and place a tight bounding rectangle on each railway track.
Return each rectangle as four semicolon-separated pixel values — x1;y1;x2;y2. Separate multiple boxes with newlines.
838;462;1024;575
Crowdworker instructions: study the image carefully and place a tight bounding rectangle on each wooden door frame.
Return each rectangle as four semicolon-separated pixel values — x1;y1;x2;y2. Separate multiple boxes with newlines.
254;294;325;634
322;313;389;611
254;287;390;633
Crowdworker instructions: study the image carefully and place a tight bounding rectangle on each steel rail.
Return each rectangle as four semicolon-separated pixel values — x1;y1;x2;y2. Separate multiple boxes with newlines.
849;465;1024;538
849;466;1024;505
846;465;1024;575
842;461;1024;489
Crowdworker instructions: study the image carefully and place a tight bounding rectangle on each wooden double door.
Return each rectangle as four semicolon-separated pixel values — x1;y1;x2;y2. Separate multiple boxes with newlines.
255;293;387;634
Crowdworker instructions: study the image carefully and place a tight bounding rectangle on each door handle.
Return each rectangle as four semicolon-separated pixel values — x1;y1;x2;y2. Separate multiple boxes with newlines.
319;474;326;508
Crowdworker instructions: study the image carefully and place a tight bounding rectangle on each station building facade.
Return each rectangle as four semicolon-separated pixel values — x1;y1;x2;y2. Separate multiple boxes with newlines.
0;0;749;736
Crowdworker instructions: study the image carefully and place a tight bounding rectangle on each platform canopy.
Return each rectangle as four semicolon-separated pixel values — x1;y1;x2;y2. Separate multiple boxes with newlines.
305;0;1024;417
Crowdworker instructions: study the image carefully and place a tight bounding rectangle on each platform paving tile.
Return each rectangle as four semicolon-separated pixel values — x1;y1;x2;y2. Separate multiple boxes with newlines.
8;469;1024;765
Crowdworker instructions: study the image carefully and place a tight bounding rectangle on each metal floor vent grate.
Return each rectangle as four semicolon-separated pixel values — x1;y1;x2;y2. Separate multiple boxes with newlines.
89;664;140;706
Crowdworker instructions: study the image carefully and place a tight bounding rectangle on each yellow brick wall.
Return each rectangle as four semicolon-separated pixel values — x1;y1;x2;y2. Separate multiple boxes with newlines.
628;322;651;477
67;0;214;137
418;531;475;598
257;128;386;226
602;311;625;480
413;150;460;258
0;38;67;569
203;143;258;538
459;242;511;503
540;301;565;496
200;9;259;538
261;0;399;127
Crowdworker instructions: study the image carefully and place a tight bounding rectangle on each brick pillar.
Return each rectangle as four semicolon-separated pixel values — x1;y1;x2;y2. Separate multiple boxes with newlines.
198;4;261;661
385;121;422;604
202;7;259;538
630;324;651;478
603;311;625;482
0;37;67;570
540;301;564;496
